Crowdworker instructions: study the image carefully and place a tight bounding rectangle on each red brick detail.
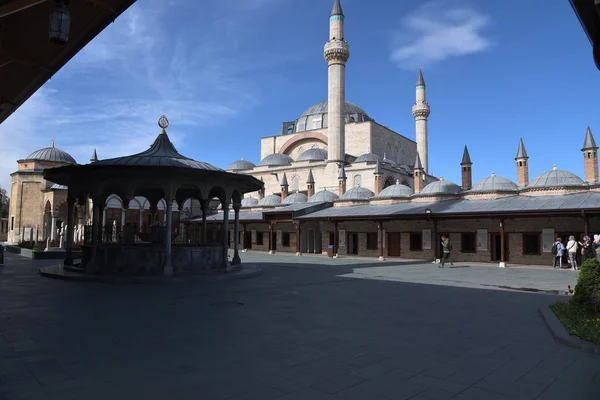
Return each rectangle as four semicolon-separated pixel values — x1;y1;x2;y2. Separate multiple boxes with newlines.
279;132;328;155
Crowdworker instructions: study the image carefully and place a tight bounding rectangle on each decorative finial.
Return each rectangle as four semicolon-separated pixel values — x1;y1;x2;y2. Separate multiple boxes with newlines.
51;138;55;148
158;115;169;134
440;176;444;181
553;164;558;171
396;179;400;185
491;171;496;177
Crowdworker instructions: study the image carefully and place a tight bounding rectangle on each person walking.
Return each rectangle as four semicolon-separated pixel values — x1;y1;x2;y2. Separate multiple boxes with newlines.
439;235;454;268
566;235;578;271
552;238;565;269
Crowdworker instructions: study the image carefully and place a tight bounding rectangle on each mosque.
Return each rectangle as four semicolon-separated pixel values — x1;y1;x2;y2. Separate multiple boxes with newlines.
6;0;600;267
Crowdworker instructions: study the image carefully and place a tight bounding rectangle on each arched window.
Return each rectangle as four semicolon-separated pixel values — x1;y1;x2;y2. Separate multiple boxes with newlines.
291;174;300;192
353;174;362;188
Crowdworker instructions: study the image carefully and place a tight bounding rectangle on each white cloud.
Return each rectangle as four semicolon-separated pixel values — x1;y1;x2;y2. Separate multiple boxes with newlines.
391;1;492;69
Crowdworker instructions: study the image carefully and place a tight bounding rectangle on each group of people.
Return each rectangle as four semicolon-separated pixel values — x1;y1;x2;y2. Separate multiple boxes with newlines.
552;235;600;270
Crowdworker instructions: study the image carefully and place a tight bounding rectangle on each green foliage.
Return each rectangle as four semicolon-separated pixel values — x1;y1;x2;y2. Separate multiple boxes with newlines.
551;301;600;345
0;187;8;218
573;258;600;314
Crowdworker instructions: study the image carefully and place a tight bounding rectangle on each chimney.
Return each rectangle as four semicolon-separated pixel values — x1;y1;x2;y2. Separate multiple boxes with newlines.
460;145;472;190
338;164;347;196
373;159;384;194
280;173;289;200
515;138;529;187
414;152;425;193
582;126;599;183
306;169;315;198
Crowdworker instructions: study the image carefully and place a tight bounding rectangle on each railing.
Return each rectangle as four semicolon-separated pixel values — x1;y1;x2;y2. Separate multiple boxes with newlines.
82;223;224;246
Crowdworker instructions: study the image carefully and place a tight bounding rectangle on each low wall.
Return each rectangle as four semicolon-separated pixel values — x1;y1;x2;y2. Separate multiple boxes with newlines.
81;244;224;275
3;245;82;260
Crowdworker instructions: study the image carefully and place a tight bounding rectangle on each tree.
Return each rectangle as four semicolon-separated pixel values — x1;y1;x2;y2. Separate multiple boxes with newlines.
0;187;8;218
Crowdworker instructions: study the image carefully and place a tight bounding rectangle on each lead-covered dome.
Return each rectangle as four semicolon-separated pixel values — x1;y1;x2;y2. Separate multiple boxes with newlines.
308;189;339;203
227;159;256;171
282;192;308;204
470;173;518;193
241;197;259;207
293;100;372;133
297;148;327;162
258;194;282;206
341;187;374;200
259;153;293;167
418;177;462;196
376;181;413;198
527;166;586;189
26;143;76;164
355;153;381;163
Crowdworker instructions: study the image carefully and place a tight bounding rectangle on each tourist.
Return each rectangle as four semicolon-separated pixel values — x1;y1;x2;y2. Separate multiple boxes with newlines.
579;235;594;261
594;235;600;261
439;235;454;268
552;238;565;269
566;235;578;270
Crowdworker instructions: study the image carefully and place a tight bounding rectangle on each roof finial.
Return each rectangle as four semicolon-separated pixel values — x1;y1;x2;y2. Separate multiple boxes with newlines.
553;164;558;171
491;171;496;177
416;69;425;87
396;179;400;185
51;138;55;148
158;115;169;134
440;176;444;181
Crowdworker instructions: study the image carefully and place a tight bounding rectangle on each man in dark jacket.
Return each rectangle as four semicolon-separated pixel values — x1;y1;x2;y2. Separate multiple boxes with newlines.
440;235;454;268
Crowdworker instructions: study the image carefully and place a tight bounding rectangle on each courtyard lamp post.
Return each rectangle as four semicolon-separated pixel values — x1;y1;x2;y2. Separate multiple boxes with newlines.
49;0;70;44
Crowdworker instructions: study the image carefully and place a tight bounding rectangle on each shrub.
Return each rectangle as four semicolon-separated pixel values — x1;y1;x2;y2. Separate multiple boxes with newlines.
573;258;600;313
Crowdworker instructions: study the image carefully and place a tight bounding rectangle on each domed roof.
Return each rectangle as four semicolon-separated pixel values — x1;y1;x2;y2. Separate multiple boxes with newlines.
227;159;256;171
471;173;519;193
419;177;462;196
294;100;372;133
355;153;381;163
341;187;374;200
297;148;327;162
26;142;76;164
282;192;308;204
382;154;397;168
308;189;339;203
528;166;586;189
259;153;293;167
241;197;259;207
258;194;282;206
376;181;413;198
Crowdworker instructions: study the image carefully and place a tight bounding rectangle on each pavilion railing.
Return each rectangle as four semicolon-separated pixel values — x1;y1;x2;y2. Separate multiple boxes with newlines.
82;223;223;246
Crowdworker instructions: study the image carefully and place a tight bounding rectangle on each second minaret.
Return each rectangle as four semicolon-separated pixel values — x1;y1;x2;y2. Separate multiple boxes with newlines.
412;69;431;172
325;0;350;164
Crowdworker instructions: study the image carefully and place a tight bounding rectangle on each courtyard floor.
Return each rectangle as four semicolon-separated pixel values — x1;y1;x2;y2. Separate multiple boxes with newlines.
0;251;599;399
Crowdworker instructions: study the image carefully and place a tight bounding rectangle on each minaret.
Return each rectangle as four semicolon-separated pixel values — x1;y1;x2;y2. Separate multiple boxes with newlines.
414;152;425;193
515;138;529;187
306;169;315;198
325;0;350;164
338;164;347;196
582;127;599;183
90;149;98;163
412;69;431;172
280;173;289;200
373;159;384;194
461;146;473;190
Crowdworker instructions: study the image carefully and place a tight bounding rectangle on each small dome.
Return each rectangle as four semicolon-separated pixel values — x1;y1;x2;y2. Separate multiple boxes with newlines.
308;189;339;203
471;173;519;193
528;166;586;188
382;156;397;168
419;177;462;196
293;100;373;133
355;153;381;163
26;144;76;164
376;181;413;198
241;197;259;207
282;192;308;204
297;148;327;161
259;153;293;167
227;159;256;171
341;187;374;200
257;194;282;206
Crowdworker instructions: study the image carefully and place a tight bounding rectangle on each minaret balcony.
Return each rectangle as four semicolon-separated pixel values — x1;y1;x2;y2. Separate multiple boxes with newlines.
324;40;350;63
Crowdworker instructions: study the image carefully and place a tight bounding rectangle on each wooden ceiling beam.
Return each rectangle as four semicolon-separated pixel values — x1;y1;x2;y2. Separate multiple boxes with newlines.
85;0;116;15
0;0;50;19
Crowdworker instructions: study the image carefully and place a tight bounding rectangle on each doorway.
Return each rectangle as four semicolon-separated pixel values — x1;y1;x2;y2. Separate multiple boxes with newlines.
388;232;401;256
348;233;359;255
491;233;509;262
243;231;252;249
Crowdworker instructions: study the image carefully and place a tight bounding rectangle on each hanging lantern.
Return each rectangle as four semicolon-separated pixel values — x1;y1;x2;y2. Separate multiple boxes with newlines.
49;0;70;44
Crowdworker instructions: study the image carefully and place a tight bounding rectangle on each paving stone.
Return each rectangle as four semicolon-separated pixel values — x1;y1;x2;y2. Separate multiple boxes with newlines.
453;386;514;399
311;374;365;394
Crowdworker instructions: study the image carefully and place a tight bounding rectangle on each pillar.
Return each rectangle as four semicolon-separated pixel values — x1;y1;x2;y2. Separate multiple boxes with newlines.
333;221;339;256
499;219;506;268
432;219;438;261
269;223;275;254
584;213;589;238
121;208;126;227
201;199;208;245
222;202;229;268
377;221;384;261
64;197;75;266
295;222;301;256
242;223;247;250
50;214;57;241
164;198;174;275
232;205;241;265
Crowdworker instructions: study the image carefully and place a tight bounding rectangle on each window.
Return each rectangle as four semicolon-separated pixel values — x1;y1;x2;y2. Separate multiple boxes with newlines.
353;174;362;188
291;175;299;192
461;233;476;253
11;216;14;231
257;232;263;245
523;233;540;254
282;232;290;247
366;232;378;250
410;233;422;251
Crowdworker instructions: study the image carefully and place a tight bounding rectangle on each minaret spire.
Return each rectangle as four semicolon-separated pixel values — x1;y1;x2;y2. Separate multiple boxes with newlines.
412;69;431;172
90;149;98;163
325;0;350;165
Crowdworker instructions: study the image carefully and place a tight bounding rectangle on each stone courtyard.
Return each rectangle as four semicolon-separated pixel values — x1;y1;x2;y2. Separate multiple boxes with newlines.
0;251;599;400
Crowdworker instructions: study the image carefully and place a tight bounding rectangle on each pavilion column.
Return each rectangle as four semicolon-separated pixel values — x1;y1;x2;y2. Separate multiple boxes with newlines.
91;203;100;245
377;221;384;261
333;221;339;256
232;205;241;265
50;214;57;241
201;200;208;245
121;208;126;227
269;222;274;254
295;222;302;256
64;197;75;266
499;219;506;268
102;208;107;228
222;203;230;268
164;197;174;276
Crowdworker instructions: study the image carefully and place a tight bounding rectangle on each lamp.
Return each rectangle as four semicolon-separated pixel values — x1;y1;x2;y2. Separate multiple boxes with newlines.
49;0;70;44
425;208;431;214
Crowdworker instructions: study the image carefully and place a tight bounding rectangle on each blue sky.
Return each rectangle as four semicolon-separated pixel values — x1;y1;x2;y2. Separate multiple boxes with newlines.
0;0;599;192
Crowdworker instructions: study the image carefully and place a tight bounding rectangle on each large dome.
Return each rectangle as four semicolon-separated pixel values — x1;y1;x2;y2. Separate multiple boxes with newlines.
308;189;339;203
227;159;256;171
282;192;308;205
419;178;462;196
259;153;293;167
293;100;372;133
341;187;374;200
26;144;76;164
297;148;327;162
528;166;586;189
376;181;413;198
470;173;518;193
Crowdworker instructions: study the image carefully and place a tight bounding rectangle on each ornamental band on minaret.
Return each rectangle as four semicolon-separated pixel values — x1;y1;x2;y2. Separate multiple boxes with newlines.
412;69;430;172
325;0;350;164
